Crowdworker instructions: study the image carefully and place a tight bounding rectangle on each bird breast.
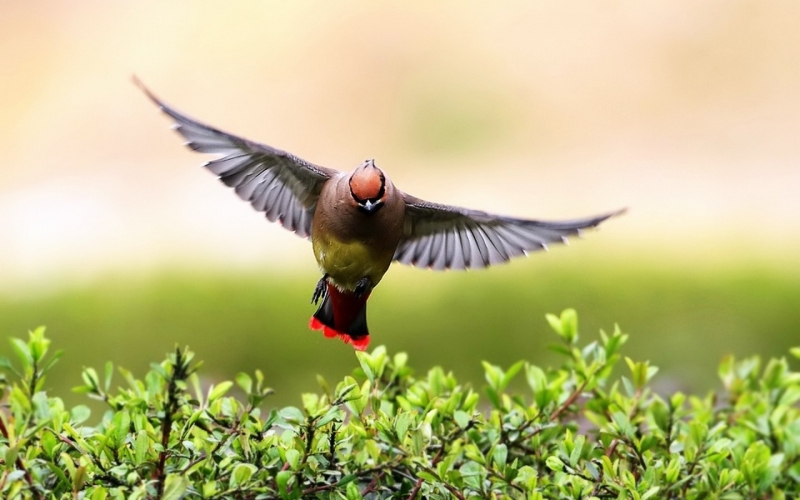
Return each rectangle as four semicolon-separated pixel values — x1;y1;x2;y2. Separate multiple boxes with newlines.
311;175;405;290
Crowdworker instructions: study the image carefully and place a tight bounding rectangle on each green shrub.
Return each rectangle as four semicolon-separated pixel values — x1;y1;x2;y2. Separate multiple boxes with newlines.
1;310;799;499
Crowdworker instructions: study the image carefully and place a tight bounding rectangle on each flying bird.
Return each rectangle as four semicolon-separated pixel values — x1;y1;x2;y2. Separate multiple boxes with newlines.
137;79;624;351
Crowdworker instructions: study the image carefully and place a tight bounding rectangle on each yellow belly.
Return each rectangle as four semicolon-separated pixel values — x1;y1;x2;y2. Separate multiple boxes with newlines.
312;235;392;290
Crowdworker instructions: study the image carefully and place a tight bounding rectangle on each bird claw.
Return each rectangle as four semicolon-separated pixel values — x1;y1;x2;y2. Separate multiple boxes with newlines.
311;275;328;305
354;277;372;298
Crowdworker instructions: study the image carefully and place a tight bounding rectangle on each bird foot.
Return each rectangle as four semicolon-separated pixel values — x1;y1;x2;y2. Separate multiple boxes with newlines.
311;275;328;305
354;277;373;298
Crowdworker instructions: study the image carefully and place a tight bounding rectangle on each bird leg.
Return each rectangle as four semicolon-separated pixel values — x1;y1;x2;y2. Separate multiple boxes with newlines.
354;277;373;298
311;274;329;305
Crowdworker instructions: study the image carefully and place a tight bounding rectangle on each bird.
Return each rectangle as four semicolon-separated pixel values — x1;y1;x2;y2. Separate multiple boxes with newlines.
136;79;624;351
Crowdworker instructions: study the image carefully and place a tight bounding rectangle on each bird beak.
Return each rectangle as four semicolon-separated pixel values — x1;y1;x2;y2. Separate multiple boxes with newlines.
359;199;384;214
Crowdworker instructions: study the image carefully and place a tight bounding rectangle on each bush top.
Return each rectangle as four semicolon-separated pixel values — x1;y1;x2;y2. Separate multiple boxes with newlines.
1;310;800;499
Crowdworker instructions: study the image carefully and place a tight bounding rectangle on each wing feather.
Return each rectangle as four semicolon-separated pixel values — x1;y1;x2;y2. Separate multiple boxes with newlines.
137;79;336;238
468;225;490;268
394;193;624;270
448;228;466;270
463;227;483;269
413;236;436;268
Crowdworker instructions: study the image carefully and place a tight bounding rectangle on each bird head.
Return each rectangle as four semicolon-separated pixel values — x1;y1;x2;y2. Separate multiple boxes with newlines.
349;159;386;214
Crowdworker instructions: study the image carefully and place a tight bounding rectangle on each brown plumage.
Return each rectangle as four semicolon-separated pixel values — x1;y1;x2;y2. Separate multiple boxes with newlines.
137;79;625;350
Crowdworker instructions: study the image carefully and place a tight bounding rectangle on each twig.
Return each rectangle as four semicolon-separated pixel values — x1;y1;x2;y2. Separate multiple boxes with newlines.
360;472;383;496
487;468;525;494
179;452;207;474
329;423;338;468
442;482;467;500
605;439;619;458
550;380;588;421
406;478;424;500
298;461;401;497
406;448;444;500
153;347;190;499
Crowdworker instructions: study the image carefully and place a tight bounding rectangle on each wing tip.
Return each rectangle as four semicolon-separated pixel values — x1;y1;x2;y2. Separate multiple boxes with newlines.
586;207;628;231
601;207;628;222
132;75;163;109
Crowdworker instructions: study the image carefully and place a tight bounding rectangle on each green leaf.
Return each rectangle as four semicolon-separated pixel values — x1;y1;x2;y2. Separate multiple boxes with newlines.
162;474;189;500
280;406;304;424
207;381;233;401
356;350;375;382
395;411;415;441
5;444;19;469
546;456;565;472
482;361;503;390
346;480;363;500
41;430;58;457
569;434;585;466
650;398;669;432
81;367;100;391
41;349;64;375
317;406;341;427
236;372;252;394
230;463;257;487
46;461;70;490
526;364;550;407
394;352;408;369
624;357;656;390
454;410;470;429
460;461;483;490
91;488;109;500
29;327;50;363
416;470;438;482
547;343;573;357
32;391;51;420
514;465;538;489
501;361;525;390
103;361;113;391
546;313;563;336
276;470;293;497
493;444;508;469
112;410;131;447
302;393;319;415
641;486;660;500
0;356;15;372
60;452;76;481
285;448;301;470
10;338;32;367
485;386;501;410
134;430;149;465
611;411;634;439
72;465;87;492
70;405;91;425
547;309;578;344
337;474;358;486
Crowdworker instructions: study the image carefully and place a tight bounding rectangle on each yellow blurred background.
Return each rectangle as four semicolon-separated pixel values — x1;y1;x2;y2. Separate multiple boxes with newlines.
1;2;799;404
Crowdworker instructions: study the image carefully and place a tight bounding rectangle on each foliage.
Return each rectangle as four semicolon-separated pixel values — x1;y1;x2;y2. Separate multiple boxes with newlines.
1;311;800;499
4;264;800;413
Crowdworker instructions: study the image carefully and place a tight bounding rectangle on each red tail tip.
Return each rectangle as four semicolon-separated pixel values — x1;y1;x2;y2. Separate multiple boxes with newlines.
309;316;370;350
350;335;370;351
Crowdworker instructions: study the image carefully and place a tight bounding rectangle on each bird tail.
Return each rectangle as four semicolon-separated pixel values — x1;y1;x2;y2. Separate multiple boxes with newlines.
309;283;370;351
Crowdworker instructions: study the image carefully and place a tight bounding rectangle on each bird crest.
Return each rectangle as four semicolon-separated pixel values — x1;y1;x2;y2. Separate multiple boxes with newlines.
349;160;385;202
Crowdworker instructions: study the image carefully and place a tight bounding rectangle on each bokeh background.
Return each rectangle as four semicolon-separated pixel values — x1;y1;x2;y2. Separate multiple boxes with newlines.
2;1;799;407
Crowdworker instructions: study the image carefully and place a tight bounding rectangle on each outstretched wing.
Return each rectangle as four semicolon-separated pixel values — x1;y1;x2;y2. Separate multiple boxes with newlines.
137;79;338;238
394;193;624;270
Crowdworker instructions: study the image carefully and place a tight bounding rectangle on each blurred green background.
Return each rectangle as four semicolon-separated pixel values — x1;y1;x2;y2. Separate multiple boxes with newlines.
2;2;799;408
3;253;799;407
